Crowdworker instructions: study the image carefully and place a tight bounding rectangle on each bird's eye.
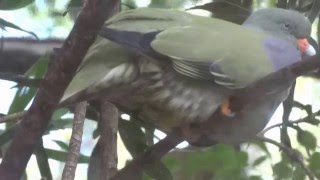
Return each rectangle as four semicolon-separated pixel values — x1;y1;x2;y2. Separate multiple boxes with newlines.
283;23;291;30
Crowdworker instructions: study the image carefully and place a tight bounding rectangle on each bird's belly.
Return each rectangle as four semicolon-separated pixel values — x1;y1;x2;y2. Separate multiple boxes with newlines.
128;64;231;130
113;59;290;145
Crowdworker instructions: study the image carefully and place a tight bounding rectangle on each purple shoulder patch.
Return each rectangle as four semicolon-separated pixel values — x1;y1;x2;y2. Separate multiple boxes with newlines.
263;37;301;72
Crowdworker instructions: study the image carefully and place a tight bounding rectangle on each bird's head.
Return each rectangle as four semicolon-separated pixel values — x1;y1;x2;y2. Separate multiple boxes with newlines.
243;8;315;56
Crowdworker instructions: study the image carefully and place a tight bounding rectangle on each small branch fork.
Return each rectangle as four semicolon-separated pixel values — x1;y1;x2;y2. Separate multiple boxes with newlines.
256;135;315;180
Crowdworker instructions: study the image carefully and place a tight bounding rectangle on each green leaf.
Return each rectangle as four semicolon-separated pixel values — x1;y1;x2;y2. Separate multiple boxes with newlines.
309;152;320;178
145;161;173;180
249;176;263;180
8;86;37;114
67;0;82;7
292;164;306;180
164;154;181;170
236;151;248;168
118;119;147;158
273;160;293;180
34;139;52;180
53;140;69;151
252;156;267;167
25;55;49;77
45;148;89;163
52;108;69;120
48;119;73;132
0;0;34;10
184;144;246;177
8;56;49;114
297;130;317;151
92;128;99;139
0;18;38;39
251;140;271;157
0;123;19;147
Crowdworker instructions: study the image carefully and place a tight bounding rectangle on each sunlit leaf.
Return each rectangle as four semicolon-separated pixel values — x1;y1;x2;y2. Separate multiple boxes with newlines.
8;55;49;114
45;148;89;163
0;18;38;39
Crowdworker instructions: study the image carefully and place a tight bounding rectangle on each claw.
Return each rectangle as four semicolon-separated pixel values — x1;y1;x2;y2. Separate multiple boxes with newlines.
221;99;235;117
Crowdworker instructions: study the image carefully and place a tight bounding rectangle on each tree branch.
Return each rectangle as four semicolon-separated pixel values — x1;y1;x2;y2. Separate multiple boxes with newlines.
62;101;87;180
259;109;320;135
0;111;25;123
0;0;120;179
257;135;315;180
100;100;119;180
281;81;296;148
111;129;184;180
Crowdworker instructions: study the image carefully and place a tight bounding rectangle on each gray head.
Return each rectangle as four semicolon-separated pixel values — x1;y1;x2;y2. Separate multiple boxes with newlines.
243;8;311;41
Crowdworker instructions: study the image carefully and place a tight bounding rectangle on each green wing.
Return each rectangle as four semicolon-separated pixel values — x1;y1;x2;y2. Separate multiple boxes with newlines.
62;8;197;102
151;24;273;88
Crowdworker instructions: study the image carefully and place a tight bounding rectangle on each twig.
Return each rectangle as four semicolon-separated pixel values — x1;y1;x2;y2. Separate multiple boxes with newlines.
0;0;120;179
281;82;296;148
100;100;118;180
256;135;315;180
111;129;184;180
0;111;25;123
0;72;41;87
259;110;320;135
62;101;87;180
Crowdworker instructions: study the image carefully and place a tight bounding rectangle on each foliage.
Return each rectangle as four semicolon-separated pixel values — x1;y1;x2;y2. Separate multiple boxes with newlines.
1;0;320;179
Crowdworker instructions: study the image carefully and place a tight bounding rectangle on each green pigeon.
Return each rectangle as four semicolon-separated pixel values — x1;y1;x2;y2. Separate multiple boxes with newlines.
61;8;315;145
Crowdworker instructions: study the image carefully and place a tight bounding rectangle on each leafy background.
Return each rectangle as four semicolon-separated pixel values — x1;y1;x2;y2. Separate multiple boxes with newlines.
1;0;320;179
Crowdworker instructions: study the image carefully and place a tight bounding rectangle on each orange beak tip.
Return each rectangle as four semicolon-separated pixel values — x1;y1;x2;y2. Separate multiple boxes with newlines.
297;38;316;56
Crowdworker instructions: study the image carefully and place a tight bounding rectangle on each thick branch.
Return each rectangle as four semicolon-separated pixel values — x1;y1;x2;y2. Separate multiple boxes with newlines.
111;129;184;180
0;0;120;179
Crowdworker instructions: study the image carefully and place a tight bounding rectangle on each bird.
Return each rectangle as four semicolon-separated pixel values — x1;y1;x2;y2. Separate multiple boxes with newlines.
61;8;315;146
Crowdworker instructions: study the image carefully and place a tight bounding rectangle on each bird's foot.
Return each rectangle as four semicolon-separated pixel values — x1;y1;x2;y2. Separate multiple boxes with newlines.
221;99;235;117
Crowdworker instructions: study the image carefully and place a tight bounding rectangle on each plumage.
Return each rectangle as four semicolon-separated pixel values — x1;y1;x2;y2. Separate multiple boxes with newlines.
62;8;314;145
